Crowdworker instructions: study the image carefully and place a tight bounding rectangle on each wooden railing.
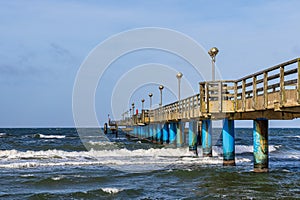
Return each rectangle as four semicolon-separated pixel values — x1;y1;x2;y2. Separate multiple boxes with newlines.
117;58;300;125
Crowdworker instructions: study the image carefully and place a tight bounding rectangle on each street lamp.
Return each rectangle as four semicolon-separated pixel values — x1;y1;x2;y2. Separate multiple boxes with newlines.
159;85;164;107
208;47;219;81
176;72;183;101
148;93;153;109
141;99;145;110
132;103;135;116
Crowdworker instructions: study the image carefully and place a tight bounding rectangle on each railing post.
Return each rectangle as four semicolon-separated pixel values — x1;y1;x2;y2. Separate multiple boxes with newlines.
234;82;237;111
242;79;246;111
252;76;257;110
279;66;286;106
264;72;268;109
200;83;204;114
218;81;223;112
297;58;300;103
205;83;209;113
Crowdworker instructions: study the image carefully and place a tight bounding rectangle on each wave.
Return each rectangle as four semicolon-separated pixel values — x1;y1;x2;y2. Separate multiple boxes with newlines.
286;135;300;139
101;187;123;194
0;133;7;137
34;134;66;139
0;145;282;169
212;145;279;155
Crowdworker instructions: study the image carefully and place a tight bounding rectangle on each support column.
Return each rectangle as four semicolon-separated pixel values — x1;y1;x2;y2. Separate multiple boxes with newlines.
202;119;212;157
163;123;169;144
156;123;162;143
253;119;269;172
133;126;138;137
152;124;157;142
169;123;177;145
149;124;153;140
189;120;198;155
222;119;235;166
176;122;184;147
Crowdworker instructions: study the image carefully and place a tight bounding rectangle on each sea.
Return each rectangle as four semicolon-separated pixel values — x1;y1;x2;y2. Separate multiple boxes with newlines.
0;127;299;199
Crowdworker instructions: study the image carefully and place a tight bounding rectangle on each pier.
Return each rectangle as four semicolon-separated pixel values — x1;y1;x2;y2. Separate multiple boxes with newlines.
116;58;300;172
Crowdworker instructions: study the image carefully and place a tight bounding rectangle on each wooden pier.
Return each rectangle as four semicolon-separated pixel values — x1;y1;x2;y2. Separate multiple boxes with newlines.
116;58;300;172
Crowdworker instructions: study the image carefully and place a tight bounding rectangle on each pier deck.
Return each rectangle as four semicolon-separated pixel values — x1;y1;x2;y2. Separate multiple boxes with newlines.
115;58;300;172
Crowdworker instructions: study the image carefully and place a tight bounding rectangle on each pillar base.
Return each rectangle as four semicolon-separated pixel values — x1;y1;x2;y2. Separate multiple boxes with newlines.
254;164;269;173
223;160;236;166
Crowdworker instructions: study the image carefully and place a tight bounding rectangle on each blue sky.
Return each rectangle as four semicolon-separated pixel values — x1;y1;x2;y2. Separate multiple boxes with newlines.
1;0;300;127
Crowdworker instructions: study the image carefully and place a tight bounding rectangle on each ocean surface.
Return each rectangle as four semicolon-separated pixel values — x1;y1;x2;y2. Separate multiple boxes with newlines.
0;128;299;199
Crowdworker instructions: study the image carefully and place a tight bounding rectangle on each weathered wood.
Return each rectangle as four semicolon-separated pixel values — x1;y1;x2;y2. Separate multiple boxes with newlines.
234;82;237;111
298;58;300;103
242;80;246;111
264;72;268;109
117;58;300;125
280;66;286;106
253;76;257;110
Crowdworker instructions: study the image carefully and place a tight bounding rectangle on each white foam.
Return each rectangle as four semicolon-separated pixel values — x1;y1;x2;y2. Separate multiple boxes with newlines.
38;134;65;139
101;187;123;194
0;146;261;169
51;176;64;181
286;135;300;139
0;133;6;137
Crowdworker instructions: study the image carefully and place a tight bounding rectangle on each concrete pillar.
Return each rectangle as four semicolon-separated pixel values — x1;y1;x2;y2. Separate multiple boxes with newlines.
176;122;184;147
169;123;177;145
189;120;198;154
133;126;138;137
149;124;153;140
156;123;162;143
152;124;157;142
253;119;269;172
222;119;235;166
202;119;212;157
163;123;169;144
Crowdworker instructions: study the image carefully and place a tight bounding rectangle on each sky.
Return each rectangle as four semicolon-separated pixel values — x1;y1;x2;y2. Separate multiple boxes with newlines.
1;0;300;127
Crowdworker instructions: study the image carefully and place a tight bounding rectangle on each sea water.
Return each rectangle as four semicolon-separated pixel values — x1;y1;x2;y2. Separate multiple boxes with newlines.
0;128;299;199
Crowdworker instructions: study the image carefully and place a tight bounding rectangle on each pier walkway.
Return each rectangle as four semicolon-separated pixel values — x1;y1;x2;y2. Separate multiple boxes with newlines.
116;58;300;172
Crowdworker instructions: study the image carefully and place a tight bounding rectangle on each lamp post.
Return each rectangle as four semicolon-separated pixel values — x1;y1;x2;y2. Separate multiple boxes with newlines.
132;103;135;116
208;47;219;81
176;72;183;101
159;85;164;107
141;99;145;110
148;93;153;109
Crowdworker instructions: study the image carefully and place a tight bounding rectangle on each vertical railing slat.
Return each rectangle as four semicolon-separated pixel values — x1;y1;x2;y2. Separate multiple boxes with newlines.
253;76;257;110
279;66;285;106
264;72;268;109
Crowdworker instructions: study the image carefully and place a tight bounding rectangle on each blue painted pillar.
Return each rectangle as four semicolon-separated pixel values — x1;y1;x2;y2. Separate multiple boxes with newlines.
202;119;212;157
222;119;235;166
156;123;162;143
253;119;269;172
176;122;184;147
163;123;169;144
141;126;145;138
169;123;177;145
149;124;153;140
133;126;138;137
189;120;198;154
152;124;157;142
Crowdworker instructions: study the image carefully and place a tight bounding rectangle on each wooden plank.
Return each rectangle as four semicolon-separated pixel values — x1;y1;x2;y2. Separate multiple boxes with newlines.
242;79;246;111
205;83;209;113
234;82;238;111
236;58;298;82
264;72;268;109
219;82;222;112
298;58;300;103
253;76;257;110
280;66;286;106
